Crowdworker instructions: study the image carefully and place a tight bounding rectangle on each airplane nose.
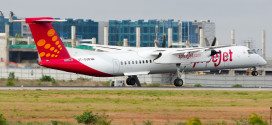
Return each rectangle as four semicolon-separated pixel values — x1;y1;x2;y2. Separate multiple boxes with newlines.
258;56;267;66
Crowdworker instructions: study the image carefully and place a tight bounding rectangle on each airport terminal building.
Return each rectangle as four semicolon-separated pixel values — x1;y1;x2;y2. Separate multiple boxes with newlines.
0;16;21;37
108;19;215;47
0;16;215;47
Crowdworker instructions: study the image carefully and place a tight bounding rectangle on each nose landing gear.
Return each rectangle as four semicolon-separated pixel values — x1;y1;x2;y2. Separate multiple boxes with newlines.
174;78;183;87
174;64;185;87
251;67;258;76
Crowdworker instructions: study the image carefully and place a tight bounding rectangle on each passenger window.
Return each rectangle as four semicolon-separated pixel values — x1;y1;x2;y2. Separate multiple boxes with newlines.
146;60;148;63
125;61;127;65
142;60;145;64
139;60;141;64
132;61;134;64
135;61;137;64
150;60;152;63
128;61;130;64
121;61;123;65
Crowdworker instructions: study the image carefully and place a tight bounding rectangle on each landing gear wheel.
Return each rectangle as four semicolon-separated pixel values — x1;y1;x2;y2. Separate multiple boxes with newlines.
174;78;183;87
129;78;136;85
252;71;258;76
126;77;136;85
126;78;131;85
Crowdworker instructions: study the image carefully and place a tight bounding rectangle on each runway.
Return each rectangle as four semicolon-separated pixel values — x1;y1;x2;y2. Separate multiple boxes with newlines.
0;86;272;91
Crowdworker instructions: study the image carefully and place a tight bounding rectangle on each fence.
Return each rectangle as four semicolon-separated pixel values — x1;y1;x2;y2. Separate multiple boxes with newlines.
1;68;272;87
184;74;272;87
0;68;161;84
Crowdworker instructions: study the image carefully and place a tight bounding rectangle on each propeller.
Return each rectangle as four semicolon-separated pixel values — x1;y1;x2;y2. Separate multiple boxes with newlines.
204;36;217;47
211;37;217;46
204;36;220;56
204;36;210;46
162;34;166;48
154;40;161;47
154;34;167;48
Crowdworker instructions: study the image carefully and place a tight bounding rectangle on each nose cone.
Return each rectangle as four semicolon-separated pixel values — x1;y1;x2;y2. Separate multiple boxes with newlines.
258;56;267;66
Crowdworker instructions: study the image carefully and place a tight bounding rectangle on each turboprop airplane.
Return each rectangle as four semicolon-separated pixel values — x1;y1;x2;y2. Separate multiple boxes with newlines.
11;17;267;87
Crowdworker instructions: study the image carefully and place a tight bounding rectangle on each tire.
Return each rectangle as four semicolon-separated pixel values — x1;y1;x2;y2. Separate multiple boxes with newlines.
126;78;131;85
129;78;136;85
254;71;258;76
174;79;183;87
252;71;258;76
126;78;136;85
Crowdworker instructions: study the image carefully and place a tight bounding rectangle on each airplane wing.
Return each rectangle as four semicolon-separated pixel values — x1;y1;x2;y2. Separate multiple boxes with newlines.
152;46;226;64
81;43;142;52
169;45;231;55
152;45;231;57
151;47;206;56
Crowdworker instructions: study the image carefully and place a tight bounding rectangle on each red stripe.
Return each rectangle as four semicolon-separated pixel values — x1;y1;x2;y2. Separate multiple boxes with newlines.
39;58;113;77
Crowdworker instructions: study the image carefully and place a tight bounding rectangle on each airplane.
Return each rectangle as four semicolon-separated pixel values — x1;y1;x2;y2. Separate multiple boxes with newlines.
11;17;267;87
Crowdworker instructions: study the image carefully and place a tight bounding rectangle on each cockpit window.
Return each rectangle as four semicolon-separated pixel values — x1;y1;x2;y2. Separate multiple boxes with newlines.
247;49;254;54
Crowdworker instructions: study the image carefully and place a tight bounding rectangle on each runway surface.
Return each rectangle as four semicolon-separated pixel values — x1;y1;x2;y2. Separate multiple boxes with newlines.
0;86;272;91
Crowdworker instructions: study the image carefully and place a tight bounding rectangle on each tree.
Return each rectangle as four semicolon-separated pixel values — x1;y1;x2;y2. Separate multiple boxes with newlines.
15;33;23;38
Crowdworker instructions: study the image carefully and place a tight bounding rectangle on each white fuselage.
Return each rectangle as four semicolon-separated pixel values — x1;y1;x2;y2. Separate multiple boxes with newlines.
67;46;267;77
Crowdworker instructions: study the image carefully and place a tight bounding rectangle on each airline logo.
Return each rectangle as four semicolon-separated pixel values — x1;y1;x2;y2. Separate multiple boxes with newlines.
179;53;201;59
192;49;233;68
37;29;62;58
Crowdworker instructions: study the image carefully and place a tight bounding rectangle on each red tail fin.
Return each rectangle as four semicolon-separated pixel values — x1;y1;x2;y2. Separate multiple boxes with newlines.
26;17;70;61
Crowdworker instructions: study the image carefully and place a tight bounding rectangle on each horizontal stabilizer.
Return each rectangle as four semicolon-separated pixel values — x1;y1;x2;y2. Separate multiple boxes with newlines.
9;17;66;23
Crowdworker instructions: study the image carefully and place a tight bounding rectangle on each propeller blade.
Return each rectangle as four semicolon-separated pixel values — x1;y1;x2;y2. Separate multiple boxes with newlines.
162;34;166;48
154;40;161;47
211;37;217;46
204;36;210;46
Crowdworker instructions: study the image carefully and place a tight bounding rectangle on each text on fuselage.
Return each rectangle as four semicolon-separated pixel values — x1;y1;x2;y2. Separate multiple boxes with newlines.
179;53;201;59
191;49;233;68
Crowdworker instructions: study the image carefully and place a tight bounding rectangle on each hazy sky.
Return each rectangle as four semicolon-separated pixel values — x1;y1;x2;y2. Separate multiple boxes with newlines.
1;0;271;57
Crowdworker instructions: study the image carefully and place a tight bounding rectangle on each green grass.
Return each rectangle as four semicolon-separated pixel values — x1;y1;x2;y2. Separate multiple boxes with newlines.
0;90;271;124
194;84;202;87
147;83;162;87
232;84;243;87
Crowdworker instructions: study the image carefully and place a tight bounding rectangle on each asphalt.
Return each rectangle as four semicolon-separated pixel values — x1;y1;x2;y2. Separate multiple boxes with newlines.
0;86;272;91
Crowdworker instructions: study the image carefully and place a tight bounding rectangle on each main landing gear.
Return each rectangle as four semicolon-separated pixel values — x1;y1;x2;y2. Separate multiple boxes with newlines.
126;75;141;87
174;64;185;87
251;67;258;76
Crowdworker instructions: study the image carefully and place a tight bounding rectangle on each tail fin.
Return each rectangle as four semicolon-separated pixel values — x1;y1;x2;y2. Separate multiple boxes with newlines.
25;17;70;61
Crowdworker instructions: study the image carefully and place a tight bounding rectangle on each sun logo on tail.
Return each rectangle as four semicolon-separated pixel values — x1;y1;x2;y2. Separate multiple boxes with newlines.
38;29;62;58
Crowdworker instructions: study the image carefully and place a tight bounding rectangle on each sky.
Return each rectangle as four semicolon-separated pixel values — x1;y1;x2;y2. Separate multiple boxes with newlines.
1;0;271;57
